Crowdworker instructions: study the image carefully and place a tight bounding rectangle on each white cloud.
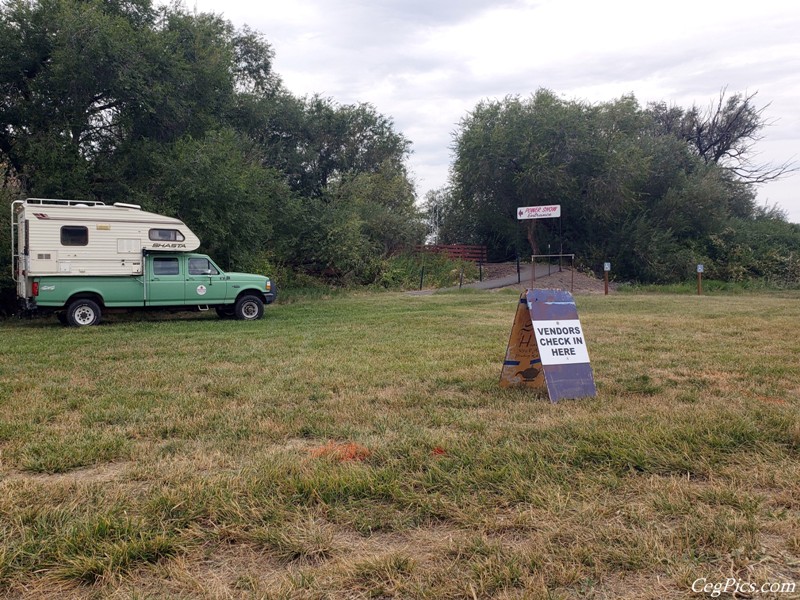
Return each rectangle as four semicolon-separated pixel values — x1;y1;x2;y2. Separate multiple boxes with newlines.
184;0;800;221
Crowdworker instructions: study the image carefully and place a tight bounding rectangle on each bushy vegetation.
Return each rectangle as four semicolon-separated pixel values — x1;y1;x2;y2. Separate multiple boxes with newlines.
1;0;798;307
0;0;425;296
378;253;479;290
427;90;800;284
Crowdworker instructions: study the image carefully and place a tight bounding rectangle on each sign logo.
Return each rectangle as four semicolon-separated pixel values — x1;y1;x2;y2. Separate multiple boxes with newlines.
196;285;207;296
517;205;561;220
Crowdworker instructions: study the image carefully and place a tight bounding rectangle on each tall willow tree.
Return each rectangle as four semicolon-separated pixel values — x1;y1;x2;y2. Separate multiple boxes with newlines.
441;89;792;282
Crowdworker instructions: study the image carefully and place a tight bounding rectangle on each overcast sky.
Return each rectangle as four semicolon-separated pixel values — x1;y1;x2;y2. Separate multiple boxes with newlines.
187;0;800;221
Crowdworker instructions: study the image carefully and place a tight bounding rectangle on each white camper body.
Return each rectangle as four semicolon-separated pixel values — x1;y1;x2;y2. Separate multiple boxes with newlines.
12;198;201;298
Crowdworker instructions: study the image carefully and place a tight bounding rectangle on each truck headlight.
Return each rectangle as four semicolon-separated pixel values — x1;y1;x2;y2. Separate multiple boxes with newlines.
265;279;272;292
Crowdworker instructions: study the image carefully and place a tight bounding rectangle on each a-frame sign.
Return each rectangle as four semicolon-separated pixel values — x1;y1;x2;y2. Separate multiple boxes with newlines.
499;289;596;403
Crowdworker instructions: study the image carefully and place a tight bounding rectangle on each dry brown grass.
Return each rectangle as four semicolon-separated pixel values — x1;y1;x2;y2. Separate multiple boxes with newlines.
0;290;798;598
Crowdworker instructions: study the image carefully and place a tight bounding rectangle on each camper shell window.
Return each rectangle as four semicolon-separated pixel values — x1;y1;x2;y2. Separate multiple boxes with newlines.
149;229;185;242
153;257;179;275
61;226;88;246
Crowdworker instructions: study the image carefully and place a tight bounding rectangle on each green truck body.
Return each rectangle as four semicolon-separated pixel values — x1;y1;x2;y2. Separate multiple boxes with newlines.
35;251;274;311
12;198;275;326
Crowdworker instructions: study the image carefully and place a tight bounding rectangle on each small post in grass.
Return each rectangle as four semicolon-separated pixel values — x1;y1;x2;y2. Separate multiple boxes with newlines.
603;262;611;295
697;264;704;295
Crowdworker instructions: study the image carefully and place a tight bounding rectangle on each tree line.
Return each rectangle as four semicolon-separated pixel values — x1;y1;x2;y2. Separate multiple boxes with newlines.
425;89;799;283
0;0;424;289
1;0;798;297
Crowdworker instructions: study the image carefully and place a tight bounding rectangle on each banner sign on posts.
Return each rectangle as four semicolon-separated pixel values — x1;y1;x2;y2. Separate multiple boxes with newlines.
500;289;596;403
517;205;561;220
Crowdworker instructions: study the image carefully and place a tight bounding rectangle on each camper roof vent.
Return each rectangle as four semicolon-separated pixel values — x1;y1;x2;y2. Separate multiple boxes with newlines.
113;202;142;210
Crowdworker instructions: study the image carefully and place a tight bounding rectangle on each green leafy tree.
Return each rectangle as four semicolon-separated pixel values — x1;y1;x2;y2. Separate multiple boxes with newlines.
447;91;646;261
333;160;424;257
442;88;796;283
0;0;441;288
278;97;412;199
146;129;290;270
0;0;158;194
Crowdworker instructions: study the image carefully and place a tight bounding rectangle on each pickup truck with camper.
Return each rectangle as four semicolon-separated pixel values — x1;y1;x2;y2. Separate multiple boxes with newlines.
11;198;275;326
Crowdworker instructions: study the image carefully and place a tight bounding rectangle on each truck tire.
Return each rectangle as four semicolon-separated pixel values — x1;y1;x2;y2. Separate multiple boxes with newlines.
235;295;264;321
215;305;235;319
66;299;102;327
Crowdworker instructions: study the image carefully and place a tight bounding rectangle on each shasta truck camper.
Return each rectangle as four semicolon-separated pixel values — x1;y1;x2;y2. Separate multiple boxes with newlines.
12;198;276;326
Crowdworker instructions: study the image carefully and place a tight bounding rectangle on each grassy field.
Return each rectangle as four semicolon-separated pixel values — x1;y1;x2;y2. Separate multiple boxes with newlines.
0;289;798;599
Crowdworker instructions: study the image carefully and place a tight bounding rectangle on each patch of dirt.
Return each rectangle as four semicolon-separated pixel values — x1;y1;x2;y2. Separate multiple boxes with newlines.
487;262;616;294
2;461;130;484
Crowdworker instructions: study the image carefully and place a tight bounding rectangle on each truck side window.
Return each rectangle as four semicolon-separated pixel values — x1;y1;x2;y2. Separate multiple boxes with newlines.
61;226;88;246
188;258;219;275
153;257;179;275
149;229;185;242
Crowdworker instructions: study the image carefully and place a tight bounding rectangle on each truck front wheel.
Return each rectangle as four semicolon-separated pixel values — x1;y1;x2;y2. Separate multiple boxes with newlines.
235;295;264;321
215;305;235;319
66;299;102;327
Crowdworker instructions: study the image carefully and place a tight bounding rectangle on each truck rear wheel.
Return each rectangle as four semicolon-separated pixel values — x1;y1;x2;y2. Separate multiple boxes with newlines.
235;295;264;321
66;299;102;327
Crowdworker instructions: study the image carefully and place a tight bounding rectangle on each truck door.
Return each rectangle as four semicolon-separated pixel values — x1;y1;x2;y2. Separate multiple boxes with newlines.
186;257;228;304
147;256;185;305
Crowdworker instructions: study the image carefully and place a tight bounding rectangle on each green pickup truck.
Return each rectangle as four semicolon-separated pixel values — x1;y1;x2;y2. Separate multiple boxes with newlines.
34;252;275;326
12;198;276;326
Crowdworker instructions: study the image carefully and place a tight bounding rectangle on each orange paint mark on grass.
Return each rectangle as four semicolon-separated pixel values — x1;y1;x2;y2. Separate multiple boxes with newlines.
310;441;371;462
759;396;787;405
